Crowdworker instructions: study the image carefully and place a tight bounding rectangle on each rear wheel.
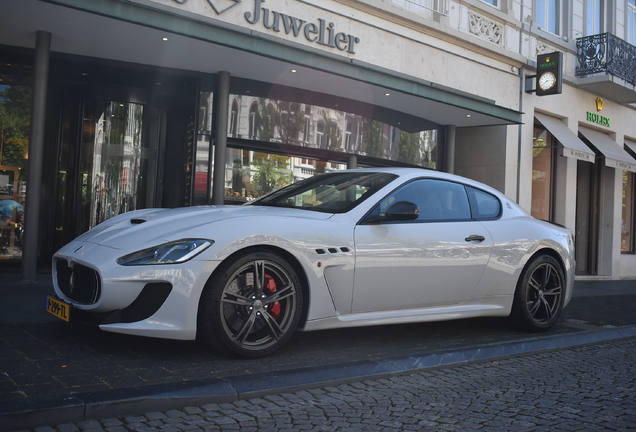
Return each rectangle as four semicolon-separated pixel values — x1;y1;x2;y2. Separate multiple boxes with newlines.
507;254;565;332
199;249;303;358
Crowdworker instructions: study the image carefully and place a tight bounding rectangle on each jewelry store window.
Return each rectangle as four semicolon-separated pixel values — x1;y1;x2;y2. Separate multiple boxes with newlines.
532;122;557;221
622;170;635;253
0;85;30;261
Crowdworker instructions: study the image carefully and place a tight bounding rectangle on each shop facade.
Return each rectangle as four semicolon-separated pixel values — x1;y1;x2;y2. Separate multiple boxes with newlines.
0;0;635;280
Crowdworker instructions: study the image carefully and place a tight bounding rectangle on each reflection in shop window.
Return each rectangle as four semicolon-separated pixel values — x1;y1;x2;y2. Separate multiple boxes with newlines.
0;85;31;261
230;100;239;136
532;125;555;221
622;170;635;253
222;93;439;169
248;102;258;138
316;120;325;148
80;101;159;230
222;149;347;203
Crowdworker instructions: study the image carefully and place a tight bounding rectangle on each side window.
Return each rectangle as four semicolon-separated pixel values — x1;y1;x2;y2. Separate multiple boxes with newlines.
467;186;502;220
376;179;471;222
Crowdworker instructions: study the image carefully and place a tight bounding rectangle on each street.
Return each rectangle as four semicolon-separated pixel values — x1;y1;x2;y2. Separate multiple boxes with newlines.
15;337;636;431
1;277;636;431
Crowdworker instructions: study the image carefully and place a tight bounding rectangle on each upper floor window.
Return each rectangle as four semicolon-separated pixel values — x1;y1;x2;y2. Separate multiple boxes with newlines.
585;0;603;35
481;0;499;7
536;0;563;35
628;0;636;44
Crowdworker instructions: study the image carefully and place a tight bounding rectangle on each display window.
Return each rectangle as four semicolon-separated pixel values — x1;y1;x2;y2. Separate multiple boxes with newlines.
0;85;30;261
622;170;635;253
532;123;556;221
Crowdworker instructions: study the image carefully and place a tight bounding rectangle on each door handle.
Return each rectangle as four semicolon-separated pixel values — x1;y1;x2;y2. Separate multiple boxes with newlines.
465;234;485;242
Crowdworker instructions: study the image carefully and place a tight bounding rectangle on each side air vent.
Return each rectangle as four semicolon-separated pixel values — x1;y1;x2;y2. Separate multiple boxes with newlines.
131;219;146;224
315;247;352;255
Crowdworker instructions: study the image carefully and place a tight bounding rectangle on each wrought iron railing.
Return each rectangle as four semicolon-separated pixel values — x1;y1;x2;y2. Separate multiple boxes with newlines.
576;33;636;85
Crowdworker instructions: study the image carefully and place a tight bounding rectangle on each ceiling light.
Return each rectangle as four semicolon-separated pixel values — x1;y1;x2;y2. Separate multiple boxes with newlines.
291;69;297;73
466;114;471;117
162;37;168;41
385;93;390;96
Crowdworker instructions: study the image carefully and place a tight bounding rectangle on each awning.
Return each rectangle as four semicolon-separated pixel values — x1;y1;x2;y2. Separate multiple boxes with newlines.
534;113;595;162
579;127;636;173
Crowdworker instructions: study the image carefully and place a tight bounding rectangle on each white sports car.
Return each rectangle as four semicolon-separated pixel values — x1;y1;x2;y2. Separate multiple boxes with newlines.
49;168;575;358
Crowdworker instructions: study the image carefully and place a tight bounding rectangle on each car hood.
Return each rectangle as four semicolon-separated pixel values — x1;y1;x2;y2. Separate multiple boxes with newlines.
74;205;333;249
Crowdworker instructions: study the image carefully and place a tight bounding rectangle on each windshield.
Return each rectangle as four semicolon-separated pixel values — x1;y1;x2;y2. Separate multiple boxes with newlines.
249;171;397;213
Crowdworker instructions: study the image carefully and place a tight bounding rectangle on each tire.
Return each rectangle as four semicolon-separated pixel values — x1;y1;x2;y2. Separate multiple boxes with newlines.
507;254;565;332
199;249;304;358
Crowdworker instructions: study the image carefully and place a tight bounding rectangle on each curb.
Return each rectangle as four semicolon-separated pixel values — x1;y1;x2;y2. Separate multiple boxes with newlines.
3;325;636;431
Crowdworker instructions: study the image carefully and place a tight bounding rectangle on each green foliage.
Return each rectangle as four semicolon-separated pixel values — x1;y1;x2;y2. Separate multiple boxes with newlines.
362;119;384;158
0;86;31;171
397;131;421;165
251;153;294;194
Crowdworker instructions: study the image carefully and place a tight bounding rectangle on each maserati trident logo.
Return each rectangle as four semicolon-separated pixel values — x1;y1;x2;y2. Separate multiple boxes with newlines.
172;0;240;15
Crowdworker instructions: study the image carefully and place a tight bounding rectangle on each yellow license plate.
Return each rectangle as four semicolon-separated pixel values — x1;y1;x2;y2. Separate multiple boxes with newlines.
46;295;71;322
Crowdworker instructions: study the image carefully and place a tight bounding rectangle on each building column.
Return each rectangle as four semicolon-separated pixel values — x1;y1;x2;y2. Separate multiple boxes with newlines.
22;31;51;282
212;71;230;205
445;125;456;174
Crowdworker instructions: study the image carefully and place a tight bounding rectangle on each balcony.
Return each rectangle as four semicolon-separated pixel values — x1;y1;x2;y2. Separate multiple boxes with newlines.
576;33;636;103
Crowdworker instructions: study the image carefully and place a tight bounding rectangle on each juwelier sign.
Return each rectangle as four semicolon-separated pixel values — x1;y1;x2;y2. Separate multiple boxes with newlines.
162;0;361;54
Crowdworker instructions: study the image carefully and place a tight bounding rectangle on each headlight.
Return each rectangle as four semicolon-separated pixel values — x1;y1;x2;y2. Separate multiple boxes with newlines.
116;239;214;266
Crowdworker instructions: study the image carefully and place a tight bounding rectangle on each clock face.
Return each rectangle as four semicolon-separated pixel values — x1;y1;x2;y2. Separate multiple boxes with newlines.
539;72;556;90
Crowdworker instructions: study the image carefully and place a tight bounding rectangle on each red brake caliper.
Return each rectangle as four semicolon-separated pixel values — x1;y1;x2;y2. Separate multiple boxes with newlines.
264;274;281;320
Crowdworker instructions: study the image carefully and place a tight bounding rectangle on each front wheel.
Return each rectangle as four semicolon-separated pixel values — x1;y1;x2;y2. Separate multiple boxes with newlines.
199;250;304;358
507;254;565;332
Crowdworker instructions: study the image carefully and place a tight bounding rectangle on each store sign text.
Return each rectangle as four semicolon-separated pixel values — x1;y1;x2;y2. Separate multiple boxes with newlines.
245;0;360;53
587;111;610;127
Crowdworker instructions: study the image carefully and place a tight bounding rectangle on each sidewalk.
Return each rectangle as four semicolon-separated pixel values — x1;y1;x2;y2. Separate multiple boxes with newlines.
1;273;635;430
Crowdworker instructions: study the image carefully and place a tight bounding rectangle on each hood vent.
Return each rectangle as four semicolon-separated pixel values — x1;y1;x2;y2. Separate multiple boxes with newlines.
131;219;147;224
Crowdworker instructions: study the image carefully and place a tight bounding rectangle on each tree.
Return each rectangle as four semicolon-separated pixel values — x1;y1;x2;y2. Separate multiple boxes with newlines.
251;153;294;194
362;119;384;159
397;130;422;165
255;98;279;143
277;101;305;145
0;86;32;172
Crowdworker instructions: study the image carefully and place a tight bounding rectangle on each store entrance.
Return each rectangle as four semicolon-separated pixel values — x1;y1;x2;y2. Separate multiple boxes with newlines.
575;159;600;275
49;80;196;259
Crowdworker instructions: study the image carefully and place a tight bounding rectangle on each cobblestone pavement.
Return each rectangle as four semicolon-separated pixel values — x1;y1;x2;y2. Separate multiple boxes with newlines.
17;337;636;432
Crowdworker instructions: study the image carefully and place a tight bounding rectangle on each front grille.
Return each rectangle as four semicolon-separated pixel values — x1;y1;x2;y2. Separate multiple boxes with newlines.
56;259;101;305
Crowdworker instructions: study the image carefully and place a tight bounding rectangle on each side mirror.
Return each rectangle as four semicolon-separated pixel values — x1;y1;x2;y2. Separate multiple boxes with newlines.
385;201;419;221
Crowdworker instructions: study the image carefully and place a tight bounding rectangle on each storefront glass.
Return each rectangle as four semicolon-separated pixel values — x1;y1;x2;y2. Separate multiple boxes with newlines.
196;91;436;203
0;85;30;261
531;124;555;221
622;170;635;253
199;92;438;168
78;100;160;231
223;149;347;203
